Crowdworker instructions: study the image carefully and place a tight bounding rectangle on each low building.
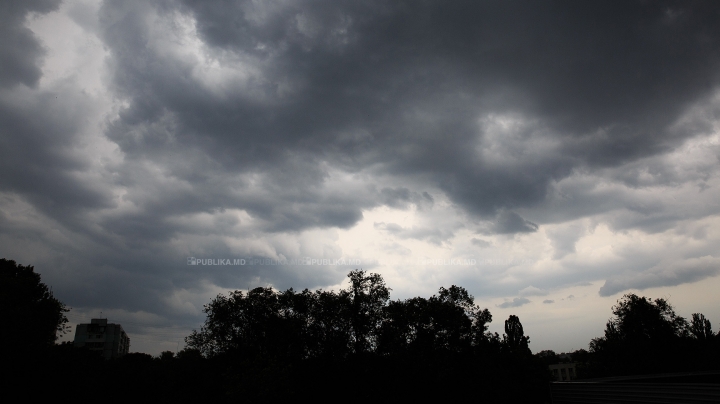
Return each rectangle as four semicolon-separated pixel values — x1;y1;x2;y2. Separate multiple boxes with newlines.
549;362;577;381
73;319;130;359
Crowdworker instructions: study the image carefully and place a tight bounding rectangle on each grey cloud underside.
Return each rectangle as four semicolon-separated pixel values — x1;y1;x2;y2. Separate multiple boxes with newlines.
374;221;456;245
498;297;531;308
0;0;113;237
519;286;548;297
2;0;720;345
487;211;539;234
471;238;491;248
599;256;720;297
99;0;720;235
547;223;587;259
0;0;61;88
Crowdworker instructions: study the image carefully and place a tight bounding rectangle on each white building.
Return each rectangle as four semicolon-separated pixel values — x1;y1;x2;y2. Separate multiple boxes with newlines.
73;319;130;359
549;362;577;381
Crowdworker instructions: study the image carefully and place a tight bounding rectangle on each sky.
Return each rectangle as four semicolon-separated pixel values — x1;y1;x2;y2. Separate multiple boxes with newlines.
2;0;720;356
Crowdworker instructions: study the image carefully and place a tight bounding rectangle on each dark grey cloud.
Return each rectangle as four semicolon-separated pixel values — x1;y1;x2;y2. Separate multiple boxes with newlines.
599;257;720;296
3;0;720;354
379;188;434;210
0;0;61;88
0;89;118;236
498;297;531;309
98;0;720;234
471;238;491;248
480;211;539;235
543;299;554;304
374;221;456;245
547;223;586;259
0;2;113;245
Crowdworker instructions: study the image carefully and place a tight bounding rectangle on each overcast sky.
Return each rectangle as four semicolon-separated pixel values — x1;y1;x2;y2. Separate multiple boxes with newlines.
2;0;720;355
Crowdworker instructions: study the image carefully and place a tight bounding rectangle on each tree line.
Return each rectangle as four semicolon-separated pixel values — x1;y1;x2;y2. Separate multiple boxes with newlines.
185;270;530;358
179;269;546;401
3;257;720;401
575;294;719;378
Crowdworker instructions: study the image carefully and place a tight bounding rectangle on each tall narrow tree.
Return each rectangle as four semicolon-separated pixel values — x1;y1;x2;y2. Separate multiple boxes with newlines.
347;270;390;353
690;313;714;341
503;315;530;354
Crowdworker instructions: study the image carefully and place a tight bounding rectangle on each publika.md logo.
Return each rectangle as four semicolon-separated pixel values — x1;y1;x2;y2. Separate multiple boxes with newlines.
187;257;197;265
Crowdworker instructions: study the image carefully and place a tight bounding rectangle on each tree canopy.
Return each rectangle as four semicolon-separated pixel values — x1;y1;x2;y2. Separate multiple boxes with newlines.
185;270;525;360
504;314;531;355
0;258;69;352
184;269;546;401
586;293;719;377
690;313;714;341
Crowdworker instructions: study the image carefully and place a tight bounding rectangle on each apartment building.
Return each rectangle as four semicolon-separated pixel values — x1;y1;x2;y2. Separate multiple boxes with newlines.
73;319;130;359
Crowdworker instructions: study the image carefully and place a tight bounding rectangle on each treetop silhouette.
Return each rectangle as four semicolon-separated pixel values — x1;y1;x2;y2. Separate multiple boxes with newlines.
185;270;531;360
0;258;69;352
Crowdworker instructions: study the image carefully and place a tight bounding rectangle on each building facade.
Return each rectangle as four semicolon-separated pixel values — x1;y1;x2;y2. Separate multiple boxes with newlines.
549;362;577;381
73;319;130;359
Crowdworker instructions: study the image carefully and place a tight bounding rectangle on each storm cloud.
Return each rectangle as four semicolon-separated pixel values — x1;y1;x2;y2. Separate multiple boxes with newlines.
2;0;720;354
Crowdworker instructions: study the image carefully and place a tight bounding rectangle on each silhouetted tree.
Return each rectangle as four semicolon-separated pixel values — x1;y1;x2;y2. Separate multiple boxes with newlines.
158;350;175;361
378;285;482;354
588;294;694;376
690;313;714;341
305;288;353;359
185;286;303;360
535;349;560;367
184;270;550;402
591;294;689;352
503;315;530;355
176;347;203;361
0;258;69;352
347;270;390;353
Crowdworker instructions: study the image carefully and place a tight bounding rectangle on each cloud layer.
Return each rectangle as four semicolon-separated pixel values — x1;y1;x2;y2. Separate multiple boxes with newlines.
2;0;720;353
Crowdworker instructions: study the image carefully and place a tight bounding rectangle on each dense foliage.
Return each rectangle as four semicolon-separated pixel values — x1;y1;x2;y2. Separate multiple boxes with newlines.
0;258;69;352
185;270;548;401
9;258;720;401
186;271;497;358
578;294;720;378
